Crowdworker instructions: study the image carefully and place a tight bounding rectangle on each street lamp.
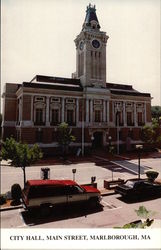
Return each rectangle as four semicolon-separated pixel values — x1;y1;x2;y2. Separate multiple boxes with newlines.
136;144;143;179
108;136;112;147
91;135;94;150
116;110;120;155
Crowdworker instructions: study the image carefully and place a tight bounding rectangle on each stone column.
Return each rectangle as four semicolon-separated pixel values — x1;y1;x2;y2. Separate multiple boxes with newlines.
76;98;79;125
19;97;23;126
123;102;126;126
30;96;34;125
46;96;50;126
90;99;93;123
106;101;109;123
134;102;137;126
86;99;89;123
103;100;106;122
144;102;147;124
61;97;65;122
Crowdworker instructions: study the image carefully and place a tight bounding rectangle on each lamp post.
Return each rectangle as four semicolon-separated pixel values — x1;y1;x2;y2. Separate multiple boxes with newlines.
136;144;143;179
91;135;94;150
81;98;85;156
116;111;120;155
108;136;112;148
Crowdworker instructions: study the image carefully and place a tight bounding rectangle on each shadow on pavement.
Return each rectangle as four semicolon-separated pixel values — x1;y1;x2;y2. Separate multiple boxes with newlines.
21;204;103;226
117;193;161;204
94;160;136;175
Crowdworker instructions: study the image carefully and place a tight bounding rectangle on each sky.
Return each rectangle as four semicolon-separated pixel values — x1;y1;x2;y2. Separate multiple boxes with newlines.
1;0;161;107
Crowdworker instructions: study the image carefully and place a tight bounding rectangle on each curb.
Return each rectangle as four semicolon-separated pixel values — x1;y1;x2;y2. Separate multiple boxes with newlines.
101;191;115;197
0;205;23;212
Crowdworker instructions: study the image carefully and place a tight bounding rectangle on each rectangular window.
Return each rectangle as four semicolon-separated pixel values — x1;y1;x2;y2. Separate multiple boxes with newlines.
35;96;45;102
127;112;133;126
138;112;143;125
116;112;123;126
67;110;74;125
51;97;60;103
51;109;59;125
35;108;43;125
95;110;101;122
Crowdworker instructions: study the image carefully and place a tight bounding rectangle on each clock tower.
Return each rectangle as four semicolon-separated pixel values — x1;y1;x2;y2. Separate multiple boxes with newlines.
74;4;109;88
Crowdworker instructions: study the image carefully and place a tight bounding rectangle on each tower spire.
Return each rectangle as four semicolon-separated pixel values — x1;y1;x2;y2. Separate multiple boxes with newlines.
82;3;100;31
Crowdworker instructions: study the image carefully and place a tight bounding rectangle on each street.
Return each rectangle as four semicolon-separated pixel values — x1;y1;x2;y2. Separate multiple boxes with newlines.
1;193;161;228
1;157;161;228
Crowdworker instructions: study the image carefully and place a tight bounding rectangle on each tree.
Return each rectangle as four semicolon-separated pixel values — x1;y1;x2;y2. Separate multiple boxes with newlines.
1;138;43;187
57;122;76;160
151;106;161;121
141;118;161;147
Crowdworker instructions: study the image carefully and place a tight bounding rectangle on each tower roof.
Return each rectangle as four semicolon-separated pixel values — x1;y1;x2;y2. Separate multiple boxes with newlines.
82;4;100;31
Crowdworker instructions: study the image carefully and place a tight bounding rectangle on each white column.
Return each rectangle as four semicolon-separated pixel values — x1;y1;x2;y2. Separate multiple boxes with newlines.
106;101;109;123
61;97;65;122
144;102;147;124
134;102;137;126
76;98;79;125
90;99;93;123
123;102;126;126
19;97;23;126
103;100;106;122
30;96;34;125
46;96;50;126
86;99;89;123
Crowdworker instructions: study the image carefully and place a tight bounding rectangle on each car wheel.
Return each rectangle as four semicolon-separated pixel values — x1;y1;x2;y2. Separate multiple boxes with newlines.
89;197;99;208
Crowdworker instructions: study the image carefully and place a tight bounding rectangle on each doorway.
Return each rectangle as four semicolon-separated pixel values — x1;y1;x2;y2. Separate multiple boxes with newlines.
93;132;103;148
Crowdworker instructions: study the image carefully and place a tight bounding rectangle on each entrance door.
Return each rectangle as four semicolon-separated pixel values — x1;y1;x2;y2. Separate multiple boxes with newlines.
93;132;103;148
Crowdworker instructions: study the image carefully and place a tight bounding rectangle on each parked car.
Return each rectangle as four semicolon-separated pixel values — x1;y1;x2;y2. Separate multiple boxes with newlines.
22;179;101;213
115;178;161;198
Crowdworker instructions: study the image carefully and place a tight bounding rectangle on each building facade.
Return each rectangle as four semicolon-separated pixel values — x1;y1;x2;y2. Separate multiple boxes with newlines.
2;4;152;154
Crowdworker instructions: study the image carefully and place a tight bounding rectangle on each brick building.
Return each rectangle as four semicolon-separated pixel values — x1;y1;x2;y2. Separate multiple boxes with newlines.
2;4;151;154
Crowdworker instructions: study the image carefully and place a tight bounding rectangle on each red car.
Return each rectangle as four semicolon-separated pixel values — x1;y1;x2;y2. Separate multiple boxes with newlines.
22;179;101;213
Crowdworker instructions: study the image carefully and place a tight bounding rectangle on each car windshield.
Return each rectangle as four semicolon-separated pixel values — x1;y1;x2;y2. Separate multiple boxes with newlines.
125;181;135;188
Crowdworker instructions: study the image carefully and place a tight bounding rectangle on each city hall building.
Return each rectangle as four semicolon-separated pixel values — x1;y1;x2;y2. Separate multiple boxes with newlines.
2;4;151;154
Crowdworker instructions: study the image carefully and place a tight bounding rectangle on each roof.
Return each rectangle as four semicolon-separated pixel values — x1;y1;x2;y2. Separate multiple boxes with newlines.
83;4;100;30
26;180;77;186
106;82;151;97
22;74;83;92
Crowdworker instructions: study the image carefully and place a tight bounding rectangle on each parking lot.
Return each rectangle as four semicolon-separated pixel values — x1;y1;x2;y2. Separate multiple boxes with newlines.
1;192;161;228
1;156;161;228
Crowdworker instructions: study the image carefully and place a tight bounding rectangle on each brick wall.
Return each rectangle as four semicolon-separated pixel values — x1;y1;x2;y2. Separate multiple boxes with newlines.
22;95;32;120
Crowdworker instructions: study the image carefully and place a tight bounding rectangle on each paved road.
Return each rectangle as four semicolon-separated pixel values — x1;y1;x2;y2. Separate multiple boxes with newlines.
1;193;161;228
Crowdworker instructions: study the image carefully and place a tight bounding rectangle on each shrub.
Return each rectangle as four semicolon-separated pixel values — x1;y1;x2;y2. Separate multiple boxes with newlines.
11;184;22;201
0;195;6;205
146;170;159;182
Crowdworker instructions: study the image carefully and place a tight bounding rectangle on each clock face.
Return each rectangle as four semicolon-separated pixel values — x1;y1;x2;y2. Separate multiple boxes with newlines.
79;41;84;50
92;39;100;49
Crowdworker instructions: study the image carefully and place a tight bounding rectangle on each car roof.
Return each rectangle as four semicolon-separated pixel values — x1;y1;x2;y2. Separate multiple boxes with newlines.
26;180;77;187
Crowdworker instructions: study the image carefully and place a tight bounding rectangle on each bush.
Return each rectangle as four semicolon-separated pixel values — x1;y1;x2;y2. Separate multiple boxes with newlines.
146;171;159;182
11;184;22;201
0;195;6;205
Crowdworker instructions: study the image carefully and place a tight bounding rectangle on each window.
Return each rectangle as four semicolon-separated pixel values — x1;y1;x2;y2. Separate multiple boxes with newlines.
66;99;75;104
115;111;123;126
51;97;60;103
67;110;75;125
35;108;43;125
51;109;59;125
138;112;143;126
127;112;133;126
95;110;101;122
35;96;45;102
